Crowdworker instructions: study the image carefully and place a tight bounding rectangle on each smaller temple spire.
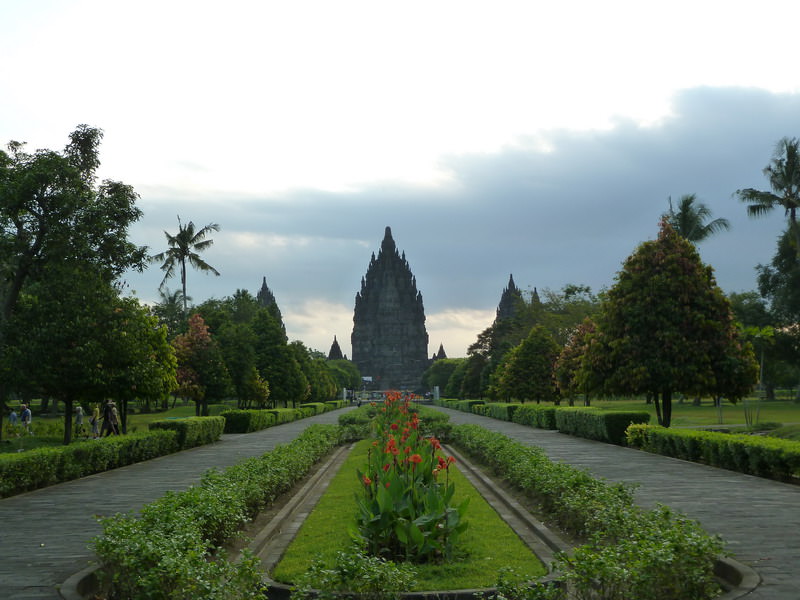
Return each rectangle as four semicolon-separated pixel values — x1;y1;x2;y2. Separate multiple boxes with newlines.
327;335;344;360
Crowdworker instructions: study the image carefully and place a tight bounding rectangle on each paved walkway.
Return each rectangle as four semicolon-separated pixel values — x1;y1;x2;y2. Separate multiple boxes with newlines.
2;406;798;599
437;407;800;599
0;410;347;600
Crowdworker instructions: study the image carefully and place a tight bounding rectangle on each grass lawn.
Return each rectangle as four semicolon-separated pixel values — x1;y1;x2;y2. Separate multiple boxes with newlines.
0;402;231;454
271;439;546;591
588;397;800;429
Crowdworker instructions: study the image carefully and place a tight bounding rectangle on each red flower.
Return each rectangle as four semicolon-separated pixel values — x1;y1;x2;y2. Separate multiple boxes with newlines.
390;423;399;431
429;437;441;450
363;475;372;486
404;446;411;454
409;454;423;464
383;463;390;472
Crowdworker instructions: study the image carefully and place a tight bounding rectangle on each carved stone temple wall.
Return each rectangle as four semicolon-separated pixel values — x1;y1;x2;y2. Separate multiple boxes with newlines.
351;227;429;391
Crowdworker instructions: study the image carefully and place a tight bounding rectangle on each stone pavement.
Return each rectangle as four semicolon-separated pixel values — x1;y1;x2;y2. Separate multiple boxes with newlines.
436;407;800;599
0;410;347;600
2;405;798;599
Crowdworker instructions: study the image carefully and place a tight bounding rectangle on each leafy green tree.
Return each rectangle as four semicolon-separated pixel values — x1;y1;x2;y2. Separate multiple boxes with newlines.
327;359;361;394
580;221;758;427
151;217;221;314
494;325;560;403
737;137;800;256
664;194;730;243
0;126;146;438
6;268;176;442
252;310;307;407
151;287;189;339
217;322;259;408
555;318;596;406
459;353;488;399
172;314;231;415
422;358;463;393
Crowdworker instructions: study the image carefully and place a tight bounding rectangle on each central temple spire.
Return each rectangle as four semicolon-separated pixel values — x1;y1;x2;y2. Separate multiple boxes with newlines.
351;227;429;390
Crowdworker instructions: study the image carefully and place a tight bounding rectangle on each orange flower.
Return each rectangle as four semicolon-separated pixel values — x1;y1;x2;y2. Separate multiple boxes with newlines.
409;454;422;464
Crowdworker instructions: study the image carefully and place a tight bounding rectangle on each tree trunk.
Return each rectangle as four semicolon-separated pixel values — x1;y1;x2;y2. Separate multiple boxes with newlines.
692;396;701;406
195;399;201;416
766;383;776;402
120;399;128;434
662;389;673;428
653;392;663;426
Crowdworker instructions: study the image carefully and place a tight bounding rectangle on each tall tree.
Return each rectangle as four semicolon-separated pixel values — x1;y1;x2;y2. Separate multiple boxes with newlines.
494;325;560;403
664;194;730;243
172;314;231;416
0;125;146;439
580;221;758;427
152;217;221;314
736;137;800;255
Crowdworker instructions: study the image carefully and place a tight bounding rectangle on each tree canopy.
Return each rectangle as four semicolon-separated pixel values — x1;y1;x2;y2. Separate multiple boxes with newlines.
579;221;758;426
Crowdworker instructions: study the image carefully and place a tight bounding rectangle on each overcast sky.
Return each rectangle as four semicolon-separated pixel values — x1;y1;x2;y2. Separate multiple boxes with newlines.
2;1;798;357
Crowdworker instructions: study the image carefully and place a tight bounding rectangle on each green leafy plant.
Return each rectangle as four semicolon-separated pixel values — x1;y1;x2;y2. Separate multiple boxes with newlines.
354;392;469;563
292;544;417;600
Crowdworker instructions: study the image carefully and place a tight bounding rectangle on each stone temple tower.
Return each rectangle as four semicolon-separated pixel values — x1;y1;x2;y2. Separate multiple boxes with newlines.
351;227;429;390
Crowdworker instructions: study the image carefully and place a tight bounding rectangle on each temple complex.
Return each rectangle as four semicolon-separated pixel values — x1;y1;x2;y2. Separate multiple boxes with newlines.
351;227;429;390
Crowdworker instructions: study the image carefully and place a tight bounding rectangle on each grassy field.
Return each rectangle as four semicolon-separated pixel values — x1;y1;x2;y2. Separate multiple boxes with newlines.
589;397;800;429
271;439;546;590
0;401;232;454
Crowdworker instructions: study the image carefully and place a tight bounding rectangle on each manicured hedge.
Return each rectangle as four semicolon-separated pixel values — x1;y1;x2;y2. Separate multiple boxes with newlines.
483;402;523;422
450;424;723;600
0;430;179;498
626;424;800;482
149;416;225;449
93;424;342;600
268;408;304;423
220;409;277;433
299;402;328;415
512;405;558;429
555;407;650;445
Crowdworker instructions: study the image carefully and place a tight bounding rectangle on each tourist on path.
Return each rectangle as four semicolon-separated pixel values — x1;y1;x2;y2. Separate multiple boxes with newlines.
20;404;32;434
101;400;119;436
90;404;100;439
75;405;85;438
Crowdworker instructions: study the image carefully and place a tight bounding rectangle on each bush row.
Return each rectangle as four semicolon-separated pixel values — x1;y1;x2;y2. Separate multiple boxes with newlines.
0;430;179;498
435;399;650;445
149;416;225;448
220;401;345;434
450;424;723;600
626;424;800;482
93;424;342;600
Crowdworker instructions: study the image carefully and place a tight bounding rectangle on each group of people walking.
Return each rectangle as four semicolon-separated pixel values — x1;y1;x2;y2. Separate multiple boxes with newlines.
7;399;120;439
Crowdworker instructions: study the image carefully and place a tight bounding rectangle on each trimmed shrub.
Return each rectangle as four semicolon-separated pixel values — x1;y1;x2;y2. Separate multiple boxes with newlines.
220;409;277;433
268;408;303;423
554;407;650;445
93;424;341;600
483;402;522;422
299;402;327;415
626;424;800;481
450;424;722;600
0;430;179;498
512;405;558;429
149;416;225;449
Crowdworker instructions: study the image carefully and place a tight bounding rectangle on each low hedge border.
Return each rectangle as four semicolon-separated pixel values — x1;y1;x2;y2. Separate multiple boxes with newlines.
626;424;800;482
220;409;277;433
434;398;650;445
450;424;724;600
554;407;650;445
0;430;179;498
92;424;342;600
149;416;225;449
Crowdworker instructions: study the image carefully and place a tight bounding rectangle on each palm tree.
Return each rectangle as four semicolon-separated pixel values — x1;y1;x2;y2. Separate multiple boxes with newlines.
737;137;800;254
151;217;220;314
665;194;730;243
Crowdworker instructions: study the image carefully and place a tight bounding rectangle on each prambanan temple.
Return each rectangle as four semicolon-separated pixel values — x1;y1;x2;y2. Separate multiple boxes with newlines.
351;227;430;390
